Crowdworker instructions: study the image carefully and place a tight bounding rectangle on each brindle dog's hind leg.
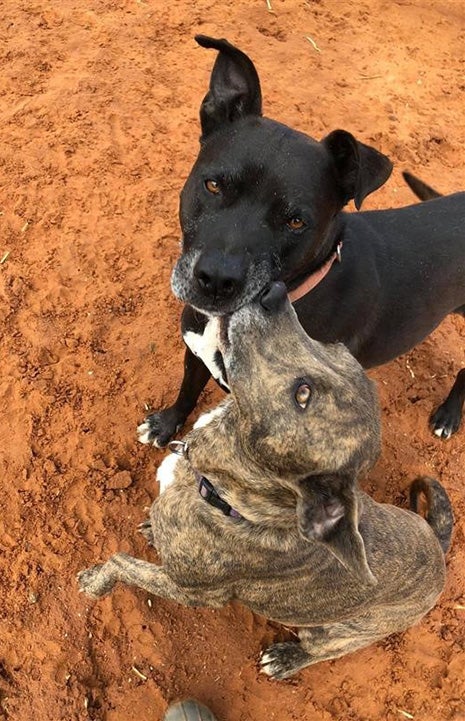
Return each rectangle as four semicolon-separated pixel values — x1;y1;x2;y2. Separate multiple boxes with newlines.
261;606;422;680
77;553;192;604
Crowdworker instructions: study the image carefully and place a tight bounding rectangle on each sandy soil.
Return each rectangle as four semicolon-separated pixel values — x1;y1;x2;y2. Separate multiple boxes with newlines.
1;1;464;719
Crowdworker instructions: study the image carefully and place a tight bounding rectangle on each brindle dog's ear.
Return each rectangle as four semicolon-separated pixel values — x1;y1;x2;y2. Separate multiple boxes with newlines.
296;476;377;586
323;129;393;210
195;35;262;139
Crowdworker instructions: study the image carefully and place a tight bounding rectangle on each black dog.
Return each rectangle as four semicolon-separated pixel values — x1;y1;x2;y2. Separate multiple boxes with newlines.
138;35;465;447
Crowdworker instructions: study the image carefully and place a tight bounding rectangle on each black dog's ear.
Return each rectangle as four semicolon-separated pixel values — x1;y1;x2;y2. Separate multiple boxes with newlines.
195;35;262;139
323;129;393;210
296;476;377;586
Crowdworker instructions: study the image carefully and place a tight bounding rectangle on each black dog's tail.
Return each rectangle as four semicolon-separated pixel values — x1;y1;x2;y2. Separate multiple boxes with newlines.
402;171;442;200
409;476;453;553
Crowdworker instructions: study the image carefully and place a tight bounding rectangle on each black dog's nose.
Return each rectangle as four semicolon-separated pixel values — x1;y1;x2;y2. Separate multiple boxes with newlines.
260;281;288;312
194;254;245;300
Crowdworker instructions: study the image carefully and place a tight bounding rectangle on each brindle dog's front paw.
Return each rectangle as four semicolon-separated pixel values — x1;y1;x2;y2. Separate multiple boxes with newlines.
138;519;155;547
260;642;311;680
77;564;116;599
137;407;184;448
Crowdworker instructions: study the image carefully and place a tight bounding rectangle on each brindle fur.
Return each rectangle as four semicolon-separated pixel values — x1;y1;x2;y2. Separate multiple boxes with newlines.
78;291;452;679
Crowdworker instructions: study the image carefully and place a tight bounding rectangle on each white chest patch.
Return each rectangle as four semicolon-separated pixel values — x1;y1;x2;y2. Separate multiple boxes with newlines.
193;404;226;430
156;452;180;494
184;318;230;390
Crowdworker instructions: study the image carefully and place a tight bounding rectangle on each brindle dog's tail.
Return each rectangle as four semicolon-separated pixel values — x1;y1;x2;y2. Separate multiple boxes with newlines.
410;476;454;553
402;171;442;201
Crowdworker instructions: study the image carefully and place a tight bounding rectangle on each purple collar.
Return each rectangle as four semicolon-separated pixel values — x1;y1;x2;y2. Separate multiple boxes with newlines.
168;440;242;520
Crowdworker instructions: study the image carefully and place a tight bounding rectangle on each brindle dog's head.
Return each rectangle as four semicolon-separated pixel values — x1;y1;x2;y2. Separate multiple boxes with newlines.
171;36;392;316
186;282;381;584
222;283;380;479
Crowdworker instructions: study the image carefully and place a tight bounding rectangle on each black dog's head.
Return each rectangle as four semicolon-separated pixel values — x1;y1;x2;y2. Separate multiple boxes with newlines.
171;35;393;315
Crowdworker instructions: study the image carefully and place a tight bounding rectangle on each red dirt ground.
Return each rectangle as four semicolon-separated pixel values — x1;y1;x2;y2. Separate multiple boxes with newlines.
1;1;464;719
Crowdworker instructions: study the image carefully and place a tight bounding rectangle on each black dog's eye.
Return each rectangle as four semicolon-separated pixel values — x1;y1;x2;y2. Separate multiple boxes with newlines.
295;383;312;409
205;179;221;195
287;217;306;231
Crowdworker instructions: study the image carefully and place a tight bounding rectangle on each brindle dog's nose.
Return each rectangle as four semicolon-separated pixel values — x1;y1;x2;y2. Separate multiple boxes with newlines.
260;281;288;312
194;253;246;300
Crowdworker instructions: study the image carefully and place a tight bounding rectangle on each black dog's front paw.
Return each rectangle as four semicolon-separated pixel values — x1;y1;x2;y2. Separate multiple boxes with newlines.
260;642;312;680
431;401;462;440
137;407;184;448
431;369;465;440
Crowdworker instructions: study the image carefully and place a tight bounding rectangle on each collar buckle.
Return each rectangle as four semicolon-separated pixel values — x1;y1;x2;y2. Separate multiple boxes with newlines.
198;476;215;502
198;476;242;520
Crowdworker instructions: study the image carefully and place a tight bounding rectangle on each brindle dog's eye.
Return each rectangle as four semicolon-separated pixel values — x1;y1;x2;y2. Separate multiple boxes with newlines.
205;179;221;194
295;383;311;409
287;217;306;231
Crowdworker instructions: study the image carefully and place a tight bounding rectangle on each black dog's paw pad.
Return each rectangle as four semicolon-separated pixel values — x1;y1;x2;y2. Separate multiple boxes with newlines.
137;410;183;448
431;403;462;440
260;642;310;680
77;565;111;599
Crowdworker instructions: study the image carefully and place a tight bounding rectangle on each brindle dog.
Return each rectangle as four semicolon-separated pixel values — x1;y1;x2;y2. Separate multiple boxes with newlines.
78;283;452;679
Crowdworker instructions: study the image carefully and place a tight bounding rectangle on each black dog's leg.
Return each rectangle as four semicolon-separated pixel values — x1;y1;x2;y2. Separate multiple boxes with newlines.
431;368;465;440
139;347;211;447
